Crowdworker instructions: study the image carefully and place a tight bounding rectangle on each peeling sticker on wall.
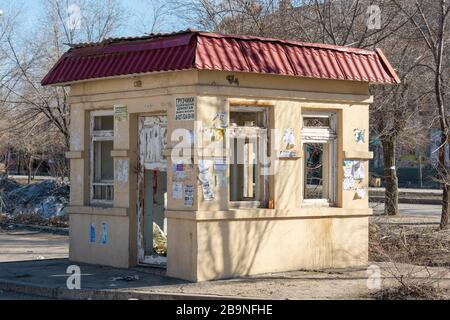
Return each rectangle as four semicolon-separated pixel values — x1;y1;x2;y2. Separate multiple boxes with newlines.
343;160;365;180
201;181;214;200
213;128;225;141
198;160;214;200
90;224;95;243
352;161;365;180
101;223;107;245
343;177;356;190
355;187;366;199
116;159;129;184
354;129;365;144
172;162;193;182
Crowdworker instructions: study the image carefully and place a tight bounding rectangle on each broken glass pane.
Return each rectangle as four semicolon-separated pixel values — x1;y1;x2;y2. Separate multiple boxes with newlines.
304;143;324;199
303;117;330;128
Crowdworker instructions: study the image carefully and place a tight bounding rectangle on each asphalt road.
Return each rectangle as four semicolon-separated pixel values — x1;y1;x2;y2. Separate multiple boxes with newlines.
0;229;68;263
370;202;442;216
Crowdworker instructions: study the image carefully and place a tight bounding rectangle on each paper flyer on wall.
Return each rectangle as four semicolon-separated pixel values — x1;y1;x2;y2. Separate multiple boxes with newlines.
184;184;194;206
201;181;214;200
172;182;183;200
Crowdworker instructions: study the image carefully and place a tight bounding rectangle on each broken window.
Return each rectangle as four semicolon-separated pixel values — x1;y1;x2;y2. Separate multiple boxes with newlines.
229;108;268;208
90;111;114;204
301;112;337;204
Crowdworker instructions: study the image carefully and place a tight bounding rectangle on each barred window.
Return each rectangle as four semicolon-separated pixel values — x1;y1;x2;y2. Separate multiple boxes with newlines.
90;111;114;205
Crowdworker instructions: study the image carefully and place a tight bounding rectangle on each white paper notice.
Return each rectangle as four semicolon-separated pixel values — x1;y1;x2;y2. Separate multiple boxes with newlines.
175;97;195;121
184;184;194;206
282;128;295;149
172;182;183;200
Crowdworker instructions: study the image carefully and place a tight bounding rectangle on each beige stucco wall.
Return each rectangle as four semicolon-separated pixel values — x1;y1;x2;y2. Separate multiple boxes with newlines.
65;69;373;278
166;208;369;281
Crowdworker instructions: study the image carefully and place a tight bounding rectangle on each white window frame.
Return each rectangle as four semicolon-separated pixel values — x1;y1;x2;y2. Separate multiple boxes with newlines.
228;106;269;209
301;111;337;205
90;110;114;206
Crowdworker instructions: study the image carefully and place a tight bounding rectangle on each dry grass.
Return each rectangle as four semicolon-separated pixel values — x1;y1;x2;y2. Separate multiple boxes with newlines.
375;284;448;300
370;222;450;267
369;221;450;299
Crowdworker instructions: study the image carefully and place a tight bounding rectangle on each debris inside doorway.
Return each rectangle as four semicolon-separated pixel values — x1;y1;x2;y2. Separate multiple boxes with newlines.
153;222;167;256
111;275;140;282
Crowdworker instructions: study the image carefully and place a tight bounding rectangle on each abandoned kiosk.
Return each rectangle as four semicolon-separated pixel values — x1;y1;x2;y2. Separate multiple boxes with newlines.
42;30;399;282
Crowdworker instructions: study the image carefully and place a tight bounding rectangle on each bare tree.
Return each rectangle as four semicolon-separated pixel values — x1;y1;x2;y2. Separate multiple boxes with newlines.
0;0;126;178
371;37;432;215
392;0;450;229
171;0;424;216
133;0;173;34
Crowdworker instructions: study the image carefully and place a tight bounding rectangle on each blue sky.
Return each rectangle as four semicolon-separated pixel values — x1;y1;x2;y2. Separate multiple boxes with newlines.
0;0;187;37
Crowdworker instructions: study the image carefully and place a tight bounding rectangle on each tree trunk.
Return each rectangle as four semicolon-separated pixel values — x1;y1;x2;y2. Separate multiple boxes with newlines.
434;0;449;229
438;129;449;229
27;156;33;185
382;138;399;215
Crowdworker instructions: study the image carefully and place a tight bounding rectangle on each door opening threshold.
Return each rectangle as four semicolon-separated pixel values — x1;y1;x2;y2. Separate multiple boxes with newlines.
139;254;167;269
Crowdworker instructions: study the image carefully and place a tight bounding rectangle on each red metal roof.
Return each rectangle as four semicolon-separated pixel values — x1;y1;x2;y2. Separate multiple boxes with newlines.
42;30;400;86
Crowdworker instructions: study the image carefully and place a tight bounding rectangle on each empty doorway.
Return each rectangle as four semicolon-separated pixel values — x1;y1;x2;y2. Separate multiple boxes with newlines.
137;115;168;266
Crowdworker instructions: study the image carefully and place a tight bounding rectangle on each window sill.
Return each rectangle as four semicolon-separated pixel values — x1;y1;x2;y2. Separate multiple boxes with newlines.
301;200;334;208
165;207;373;221
229;201;267;209
67;206;128;216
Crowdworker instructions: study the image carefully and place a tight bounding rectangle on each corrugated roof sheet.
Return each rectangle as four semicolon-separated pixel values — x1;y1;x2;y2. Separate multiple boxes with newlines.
42;30;400;86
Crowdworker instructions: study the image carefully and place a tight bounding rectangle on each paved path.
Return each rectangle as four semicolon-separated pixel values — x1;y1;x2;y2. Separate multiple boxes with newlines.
0;226;449;300
0;229;68;263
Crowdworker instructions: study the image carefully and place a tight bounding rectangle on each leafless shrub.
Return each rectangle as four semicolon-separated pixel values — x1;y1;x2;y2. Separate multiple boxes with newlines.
369;220;450;299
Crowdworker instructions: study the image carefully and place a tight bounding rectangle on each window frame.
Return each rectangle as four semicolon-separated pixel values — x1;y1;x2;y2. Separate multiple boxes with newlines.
228;106;269;209
301;111;337;205
89;110;115;206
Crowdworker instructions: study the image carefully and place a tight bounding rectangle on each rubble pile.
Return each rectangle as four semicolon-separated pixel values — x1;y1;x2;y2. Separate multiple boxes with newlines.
0;176;69;218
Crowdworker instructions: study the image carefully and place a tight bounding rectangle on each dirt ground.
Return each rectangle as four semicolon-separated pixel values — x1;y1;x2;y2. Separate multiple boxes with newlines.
0;216;449;300
369;215;450;299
